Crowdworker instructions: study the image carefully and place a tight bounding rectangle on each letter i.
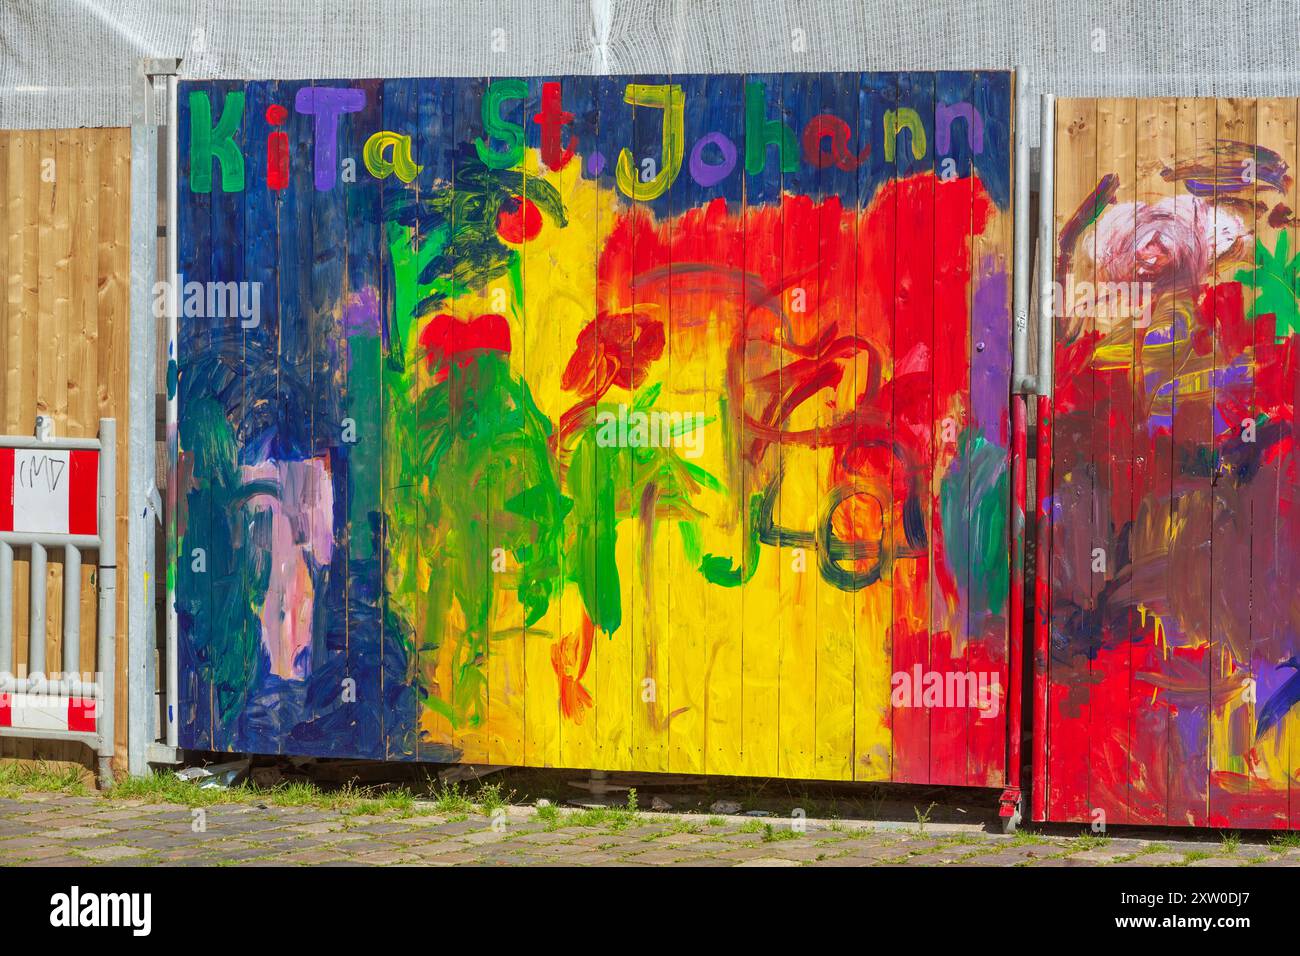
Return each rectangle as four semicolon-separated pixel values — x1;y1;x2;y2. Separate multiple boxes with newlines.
266;104;289;190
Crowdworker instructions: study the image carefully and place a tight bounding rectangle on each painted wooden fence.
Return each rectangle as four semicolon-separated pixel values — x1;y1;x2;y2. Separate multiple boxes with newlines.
0;128;132;771
175;72;1014;783
1045;97;1300;828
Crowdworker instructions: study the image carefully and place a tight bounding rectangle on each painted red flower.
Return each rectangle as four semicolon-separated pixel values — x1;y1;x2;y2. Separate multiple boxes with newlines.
419;313;511;380
551;626;594;724
561;308;664;400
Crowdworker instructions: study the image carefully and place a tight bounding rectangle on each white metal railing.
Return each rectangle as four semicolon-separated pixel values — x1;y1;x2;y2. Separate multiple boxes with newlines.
0;417;116;786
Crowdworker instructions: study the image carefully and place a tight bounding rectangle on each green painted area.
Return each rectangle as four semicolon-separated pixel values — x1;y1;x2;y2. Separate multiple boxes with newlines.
176;397;267;731
941;430;1009;619
1236;231;1300;341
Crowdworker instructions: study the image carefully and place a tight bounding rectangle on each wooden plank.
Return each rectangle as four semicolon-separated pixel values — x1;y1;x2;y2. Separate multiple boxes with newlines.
338;77;387;762
664;72;706;777
1047;97;1097;821
103;128;131;770
456;75;493;765
682;73;746;778
12;132;40;763
1290;95;1300;833
206;81;249;755
0;133;7;431
928;70;976;786
305;81;352;764
853;73;897;782
775;71;818;781
1127;97;1177;825
591;74;632;773
1089;96;1137;825
0;133;6;432
520;61;566;765
176;83;215;749
411;76;454;762
1242;98;1290;828
1207;98;1255;826
37;129;65;679
535;74;599;772
1164;98;1215;828
738;71;785;779
810;72;859;782
621;73;668;774
889;70;936;784
0;131;17;764
966;70;1014;787
481;75;532;769
231;80;283;756
72;132;100;688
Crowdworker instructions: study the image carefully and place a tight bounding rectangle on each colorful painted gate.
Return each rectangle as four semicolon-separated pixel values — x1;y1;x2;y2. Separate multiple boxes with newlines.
1042;97;1300;828
174;72;1015;784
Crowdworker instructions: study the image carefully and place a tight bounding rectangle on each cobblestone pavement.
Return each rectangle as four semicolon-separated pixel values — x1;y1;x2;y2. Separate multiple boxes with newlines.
2;790;1298;866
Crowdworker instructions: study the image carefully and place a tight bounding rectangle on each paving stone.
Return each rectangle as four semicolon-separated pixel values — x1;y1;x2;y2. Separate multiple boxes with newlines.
732;857;802;867
288;821;346;835
279;849;351;865
515;830;577;844
1063;849;1129;863
77;844;151;861
36;825;115;839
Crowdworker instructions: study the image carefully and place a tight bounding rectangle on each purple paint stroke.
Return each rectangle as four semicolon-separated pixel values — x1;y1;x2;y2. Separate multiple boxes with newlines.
936;102;984;156
344;286;380;335
689;132;738;188
972;256;1011;448
294;86;366;191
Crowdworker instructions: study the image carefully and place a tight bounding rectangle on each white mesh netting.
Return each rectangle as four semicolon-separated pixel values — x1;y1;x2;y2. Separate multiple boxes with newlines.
3;0;1300;139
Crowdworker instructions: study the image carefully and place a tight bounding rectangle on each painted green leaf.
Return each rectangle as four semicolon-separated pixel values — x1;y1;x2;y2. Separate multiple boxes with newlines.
1235;231;1300;341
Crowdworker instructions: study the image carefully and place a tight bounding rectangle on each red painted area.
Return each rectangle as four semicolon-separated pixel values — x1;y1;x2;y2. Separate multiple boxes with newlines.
496;196;542;244
0;446;12;532
67;697;97;733
419;313;511;382
1031;394;1053;822
67;449;98;536
0;694;10;728
267;130;289;191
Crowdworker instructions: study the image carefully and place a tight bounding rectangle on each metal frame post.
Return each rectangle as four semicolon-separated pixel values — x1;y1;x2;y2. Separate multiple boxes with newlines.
96;418;117;784
164;71;180;753
1012;67;1034;394
128;58;178;775
1036;94;1057;400
999;67;1033;831
1031;92;1057;821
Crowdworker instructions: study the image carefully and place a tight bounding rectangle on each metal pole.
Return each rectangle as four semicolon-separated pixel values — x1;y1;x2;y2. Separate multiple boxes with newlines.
1012;67;1033;394
1030;92;1058;821
128;59;166;776
1036;94;1056;397
97;418;117;786
29;543;46;681
62;545;80;679
0;542;11;679
165;72;180;750
1031;392;1054;822
1007;393;1028;795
